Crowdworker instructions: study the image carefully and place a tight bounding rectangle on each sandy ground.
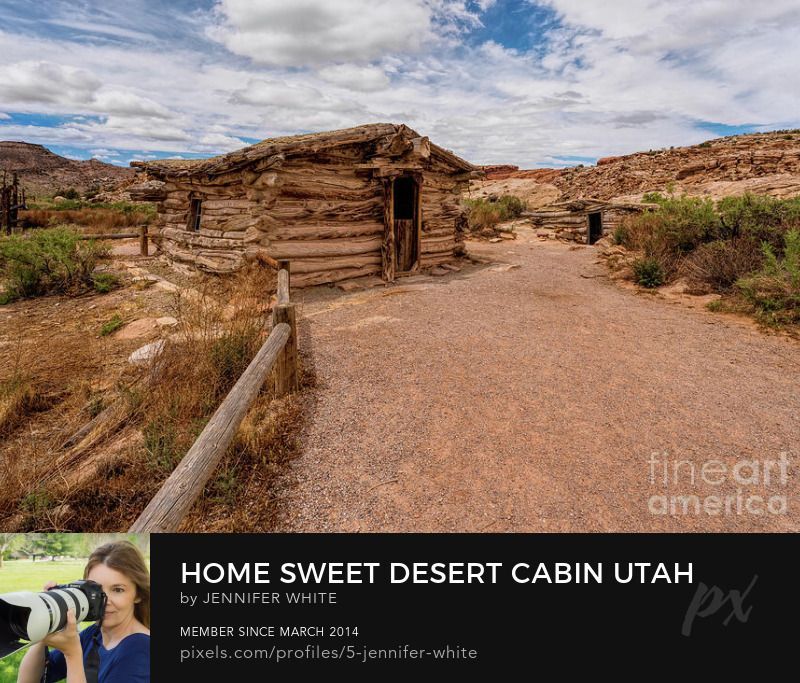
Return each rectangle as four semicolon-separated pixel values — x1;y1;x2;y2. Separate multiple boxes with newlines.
275;228;799;532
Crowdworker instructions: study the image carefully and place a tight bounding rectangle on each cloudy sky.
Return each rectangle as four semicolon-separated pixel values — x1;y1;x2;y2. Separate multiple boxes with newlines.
1;0;799;168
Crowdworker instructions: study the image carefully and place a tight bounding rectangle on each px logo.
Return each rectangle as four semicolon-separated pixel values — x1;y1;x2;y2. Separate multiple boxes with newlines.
682;575;758;636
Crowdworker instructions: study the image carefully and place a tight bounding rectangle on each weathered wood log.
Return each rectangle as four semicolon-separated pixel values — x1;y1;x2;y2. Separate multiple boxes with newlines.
140;225;149;256
78;232;140;240
202;199;253;210
278;261;290;289
266;236;381;259
277;269;290;305
244;247;280;270
162;228;244;248
292;264;381;288
264;221;383;241
290;254;381;274
382;178;394;282
271;304;297;395
129;323;291;532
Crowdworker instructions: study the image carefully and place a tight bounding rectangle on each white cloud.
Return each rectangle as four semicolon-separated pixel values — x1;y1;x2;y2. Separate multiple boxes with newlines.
91;91;174;119
196;132;247;153
0;61;101;105
0;1;799;167
207;0;476;66
317;64;390;92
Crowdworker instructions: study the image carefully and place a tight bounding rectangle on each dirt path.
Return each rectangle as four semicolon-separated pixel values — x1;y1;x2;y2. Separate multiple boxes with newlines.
275;229;799;532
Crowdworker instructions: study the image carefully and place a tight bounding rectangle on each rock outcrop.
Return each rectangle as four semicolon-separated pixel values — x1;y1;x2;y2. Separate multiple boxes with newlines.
0;141;135;197
472;130;800;205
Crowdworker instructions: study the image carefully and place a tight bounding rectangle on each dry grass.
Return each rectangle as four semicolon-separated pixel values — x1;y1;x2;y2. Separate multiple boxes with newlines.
20;207;154;233
0;261;313;532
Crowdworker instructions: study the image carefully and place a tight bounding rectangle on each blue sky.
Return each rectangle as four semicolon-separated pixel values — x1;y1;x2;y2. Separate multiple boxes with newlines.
1;0;799;168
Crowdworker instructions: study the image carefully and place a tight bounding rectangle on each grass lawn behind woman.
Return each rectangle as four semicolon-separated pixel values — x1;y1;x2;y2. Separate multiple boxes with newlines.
1;559;104;683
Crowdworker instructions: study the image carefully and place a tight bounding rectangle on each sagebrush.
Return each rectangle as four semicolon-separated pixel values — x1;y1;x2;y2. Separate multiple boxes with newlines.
0;228;110;302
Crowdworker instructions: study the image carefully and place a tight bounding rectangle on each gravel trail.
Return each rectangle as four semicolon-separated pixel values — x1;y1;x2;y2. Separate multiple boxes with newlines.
275;230;799;532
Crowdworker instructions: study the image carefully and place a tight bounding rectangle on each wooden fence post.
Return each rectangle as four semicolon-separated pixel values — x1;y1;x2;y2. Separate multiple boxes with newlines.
271;302;298;396
278;259;290;289
139;225;149;256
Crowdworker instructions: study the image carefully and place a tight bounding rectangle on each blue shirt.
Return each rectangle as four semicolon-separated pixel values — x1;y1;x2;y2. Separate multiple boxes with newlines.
45;623;150;683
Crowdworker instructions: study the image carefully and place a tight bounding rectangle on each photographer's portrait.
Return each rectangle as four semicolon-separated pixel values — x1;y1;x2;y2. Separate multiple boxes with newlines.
0;535;150;683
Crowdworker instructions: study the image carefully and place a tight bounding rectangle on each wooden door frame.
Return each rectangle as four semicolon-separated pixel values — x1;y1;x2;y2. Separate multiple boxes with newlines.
382;173;422;281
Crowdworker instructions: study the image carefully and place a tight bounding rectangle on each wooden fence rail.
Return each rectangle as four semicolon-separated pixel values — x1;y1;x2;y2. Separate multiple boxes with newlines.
129;264;298;532
78;225;151;256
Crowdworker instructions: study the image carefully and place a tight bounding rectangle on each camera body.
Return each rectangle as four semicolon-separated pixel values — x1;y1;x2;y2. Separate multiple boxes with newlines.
50;580;107;625
0;579;107;659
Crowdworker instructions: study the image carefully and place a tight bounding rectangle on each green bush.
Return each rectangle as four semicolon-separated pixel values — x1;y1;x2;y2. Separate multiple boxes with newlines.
613;225;629;246
0;228;110;301
717;194;800;248
632;257;665;288
642;192;667;204
463;195;527;231
92;272;120;293
736;229;800;324
100;314;124;336
55;188;80;200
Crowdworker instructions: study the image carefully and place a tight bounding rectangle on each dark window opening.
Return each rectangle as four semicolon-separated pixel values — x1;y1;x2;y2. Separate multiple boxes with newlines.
187;198;202;232
588;211;603;244
393;176;415;220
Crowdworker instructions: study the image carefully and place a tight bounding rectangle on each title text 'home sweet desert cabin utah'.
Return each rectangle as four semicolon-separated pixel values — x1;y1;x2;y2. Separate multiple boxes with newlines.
131;124;478;287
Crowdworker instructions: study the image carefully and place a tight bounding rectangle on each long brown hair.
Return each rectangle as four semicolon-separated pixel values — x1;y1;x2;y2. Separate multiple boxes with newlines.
84;541;151;628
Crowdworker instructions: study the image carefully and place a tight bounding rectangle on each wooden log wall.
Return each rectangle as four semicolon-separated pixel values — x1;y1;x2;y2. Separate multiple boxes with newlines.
529;205;644;244
153;141;469;283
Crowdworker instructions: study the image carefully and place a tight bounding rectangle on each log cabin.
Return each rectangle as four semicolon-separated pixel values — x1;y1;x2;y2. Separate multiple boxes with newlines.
528;199;650;244
131;123;478;287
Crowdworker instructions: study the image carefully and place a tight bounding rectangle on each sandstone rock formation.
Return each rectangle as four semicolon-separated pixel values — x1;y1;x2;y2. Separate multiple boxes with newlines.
0;141;135;197
471;130;800;206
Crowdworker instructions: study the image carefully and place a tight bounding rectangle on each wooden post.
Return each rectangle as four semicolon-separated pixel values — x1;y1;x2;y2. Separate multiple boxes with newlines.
278;259;290;289
271;302;297;396
382;178;395;282
139;225;149;256
129;323;291;532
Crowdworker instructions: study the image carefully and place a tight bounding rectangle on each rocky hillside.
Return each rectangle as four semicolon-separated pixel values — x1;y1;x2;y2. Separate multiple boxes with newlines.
472;130;800;207
0;141;135;197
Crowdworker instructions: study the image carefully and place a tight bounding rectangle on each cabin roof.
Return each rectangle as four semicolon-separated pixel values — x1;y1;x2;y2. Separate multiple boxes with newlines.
132;123;476;178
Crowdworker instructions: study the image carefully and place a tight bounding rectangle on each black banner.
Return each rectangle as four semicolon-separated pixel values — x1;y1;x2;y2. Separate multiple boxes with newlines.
152;534;795;675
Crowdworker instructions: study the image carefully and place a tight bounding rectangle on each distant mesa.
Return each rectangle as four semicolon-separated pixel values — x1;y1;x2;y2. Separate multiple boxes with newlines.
0;141;135;197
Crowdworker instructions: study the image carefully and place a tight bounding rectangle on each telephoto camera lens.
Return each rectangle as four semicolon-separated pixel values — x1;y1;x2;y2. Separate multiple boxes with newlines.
0;579;106;659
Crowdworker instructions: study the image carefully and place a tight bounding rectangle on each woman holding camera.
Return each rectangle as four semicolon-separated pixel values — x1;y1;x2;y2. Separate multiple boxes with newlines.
17;540;150;683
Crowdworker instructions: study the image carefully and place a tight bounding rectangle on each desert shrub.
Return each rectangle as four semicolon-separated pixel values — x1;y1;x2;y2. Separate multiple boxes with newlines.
653;196;720;252
632;257;665;288
465;201;502;230
100;314;124;336
642;191;667;204
464;194;527;231
612;225;629;245
736;229;800;325
717;194;800;248
54;188;80;200
0;228;110;301
92;272;120;293
681;238;765;292
495;195;526;218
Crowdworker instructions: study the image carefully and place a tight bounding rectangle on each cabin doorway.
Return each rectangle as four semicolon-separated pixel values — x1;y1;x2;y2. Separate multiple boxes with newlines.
392;176;419;272
587;211;603;244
